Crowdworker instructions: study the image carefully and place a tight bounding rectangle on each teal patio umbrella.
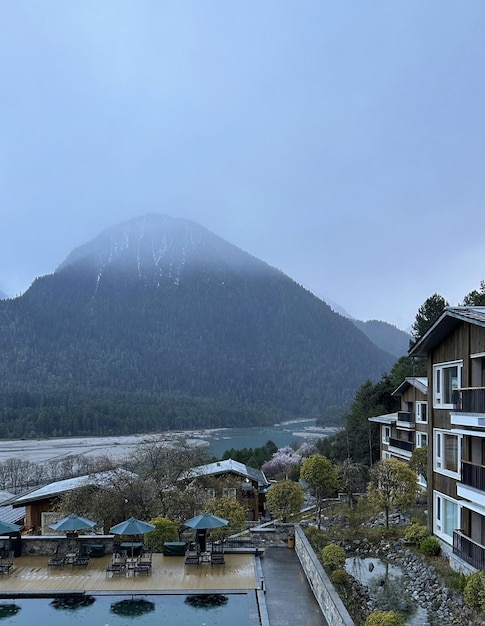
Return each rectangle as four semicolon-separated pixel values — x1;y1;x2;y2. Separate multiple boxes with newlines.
184;513;228;553
184;513;228;530
49;515;96;533
0;521;21;535
110;517;155;536
109;517;155;557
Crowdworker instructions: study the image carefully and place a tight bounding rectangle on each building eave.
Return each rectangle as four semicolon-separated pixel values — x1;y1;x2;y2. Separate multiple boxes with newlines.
409;307;485;357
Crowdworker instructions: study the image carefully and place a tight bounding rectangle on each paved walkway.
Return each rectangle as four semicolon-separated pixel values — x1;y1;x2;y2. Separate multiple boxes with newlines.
260;547;328;626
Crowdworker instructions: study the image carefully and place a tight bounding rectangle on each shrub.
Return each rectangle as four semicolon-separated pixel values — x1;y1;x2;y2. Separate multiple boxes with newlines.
304;525;326;551
331;568;349;586
144;517;178;552
419;536;441;557
404;522;429;545
458;573;470;593
464;570;485;610
365;610;405;626
321;543;346;570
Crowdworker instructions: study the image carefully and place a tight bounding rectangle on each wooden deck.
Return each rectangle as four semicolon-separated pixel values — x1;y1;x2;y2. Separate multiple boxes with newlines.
0;553;257;595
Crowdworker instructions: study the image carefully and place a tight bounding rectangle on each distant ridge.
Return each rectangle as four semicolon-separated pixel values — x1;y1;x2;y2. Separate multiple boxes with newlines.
0;214;396;438
351;319;411;358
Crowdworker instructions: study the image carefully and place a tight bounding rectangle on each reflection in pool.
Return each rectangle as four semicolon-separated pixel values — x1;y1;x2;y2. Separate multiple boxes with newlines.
0;594;251;625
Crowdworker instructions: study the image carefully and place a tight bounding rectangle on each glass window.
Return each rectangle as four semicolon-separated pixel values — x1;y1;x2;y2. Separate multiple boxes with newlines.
434;362;462;408
435;492;459;543
417;432;427;448
435;430;460;476
222;488;237;499
416;402;427;423
383;426;390;444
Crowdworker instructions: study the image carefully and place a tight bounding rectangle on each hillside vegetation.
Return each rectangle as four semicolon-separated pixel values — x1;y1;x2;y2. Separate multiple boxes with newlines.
0;215;395;437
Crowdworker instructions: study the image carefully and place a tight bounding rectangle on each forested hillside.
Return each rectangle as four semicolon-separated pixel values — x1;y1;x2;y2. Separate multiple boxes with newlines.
351;319;411;358
0;214;395;438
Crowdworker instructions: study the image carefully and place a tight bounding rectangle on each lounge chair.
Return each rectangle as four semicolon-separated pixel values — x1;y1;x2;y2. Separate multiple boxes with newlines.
48;554;65;569
184;551;199;566
0;564;12;576
138;550;152;570
48;545;65;569
106;561;125;577
210;553;225;565
3;551;14;565
71;554;90;568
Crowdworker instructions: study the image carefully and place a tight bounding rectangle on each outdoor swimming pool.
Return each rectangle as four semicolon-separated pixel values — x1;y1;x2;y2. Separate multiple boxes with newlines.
0;593;252;625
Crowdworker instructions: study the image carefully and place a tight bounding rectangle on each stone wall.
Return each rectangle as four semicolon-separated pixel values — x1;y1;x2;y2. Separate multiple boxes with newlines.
18;535;115;556
294;525;354;626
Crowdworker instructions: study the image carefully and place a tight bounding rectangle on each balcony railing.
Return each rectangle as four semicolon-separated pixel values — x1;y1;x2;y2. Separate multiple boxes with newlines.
397;411;414;424
461;460;485;492
453;388;485;414
388;437;414;452
453;529;485;570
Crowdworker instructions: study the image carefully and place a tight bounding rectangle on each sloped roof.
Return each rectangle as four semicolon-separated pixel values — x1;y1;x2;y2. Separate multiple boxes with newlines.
0;504;25;525
368;412;398;425
410;306;485;357
9;469;137;507
392;377;428;397
183;458;270;487
0;490;15;504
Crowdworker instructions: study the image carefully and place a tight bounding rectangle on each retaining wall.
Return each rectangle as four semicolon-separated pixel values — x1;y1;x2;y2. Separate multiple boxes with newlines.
294;525;354;626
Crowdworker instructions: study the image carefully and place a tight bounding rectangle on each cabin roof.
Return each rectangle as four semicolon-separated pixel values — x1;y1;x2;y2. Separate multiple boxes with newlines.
182;458;270;487
9;469;137;507
410;306;485;357
392;376;428;397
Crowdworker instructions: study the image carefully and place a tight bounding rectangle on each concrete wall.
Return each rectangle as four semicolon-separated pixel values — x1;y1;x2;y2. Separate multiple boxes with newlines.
294;525;354;626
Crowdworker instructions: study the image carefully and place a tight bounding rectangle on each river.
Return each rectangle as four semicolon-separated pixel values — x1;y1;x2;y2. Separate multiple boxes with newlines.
0;419;340;464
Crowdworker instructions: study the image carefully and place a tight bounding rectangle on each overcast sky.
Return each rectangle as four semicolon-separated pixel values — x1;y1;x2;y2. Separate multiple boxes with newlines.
1;2;484;330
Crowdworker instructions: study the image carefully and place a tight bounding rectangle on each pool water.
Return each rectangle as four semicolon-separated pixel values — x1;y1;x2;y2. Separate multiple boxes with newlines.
0;594;251;625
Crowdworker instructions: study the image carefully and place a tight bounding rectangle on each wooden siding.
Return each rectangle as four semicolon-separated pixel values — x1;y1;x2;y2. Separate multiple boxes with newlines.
428;322;485;536
400;387;427;406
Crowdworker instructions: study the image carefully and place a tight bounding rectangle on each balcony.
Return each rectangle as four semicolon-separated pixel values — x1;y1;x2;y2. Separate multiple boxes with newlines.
461;460;485;492
388;437;414;453
453;530;485;570
396;411;415;428
451;389;485;427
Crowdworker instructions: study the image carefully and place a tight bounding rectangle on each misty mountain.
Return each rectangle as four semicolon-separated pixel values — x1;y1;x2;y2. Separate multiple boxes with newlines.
0;214;395;438
323;297;411;357
0;289;8;300
351;319;411;358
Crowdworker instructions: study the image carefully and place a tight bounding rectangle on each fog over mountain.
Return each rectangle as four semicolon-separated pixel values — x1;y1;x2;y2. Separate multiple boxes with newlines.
0;214;397;438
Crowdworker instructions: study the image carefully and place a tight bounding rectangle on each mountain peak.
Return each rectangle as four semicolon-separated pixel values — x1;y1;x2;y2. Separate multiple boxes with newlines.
57;213;269;292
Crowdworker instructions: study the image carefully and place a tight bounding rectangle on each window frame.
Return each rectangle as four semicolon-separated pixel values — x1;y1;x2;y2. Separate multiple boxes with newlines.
416;432;427;448
434;429;461;478
382;426;390;444
416;401;428;423
434;491;460;544
433;360;463;409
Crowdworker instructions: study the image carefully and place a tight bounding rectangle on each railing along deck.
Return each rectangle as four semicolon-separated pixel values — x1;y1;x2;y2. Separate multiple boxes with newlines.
461;460;485;492
453;388;485;413
453;530;485;571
